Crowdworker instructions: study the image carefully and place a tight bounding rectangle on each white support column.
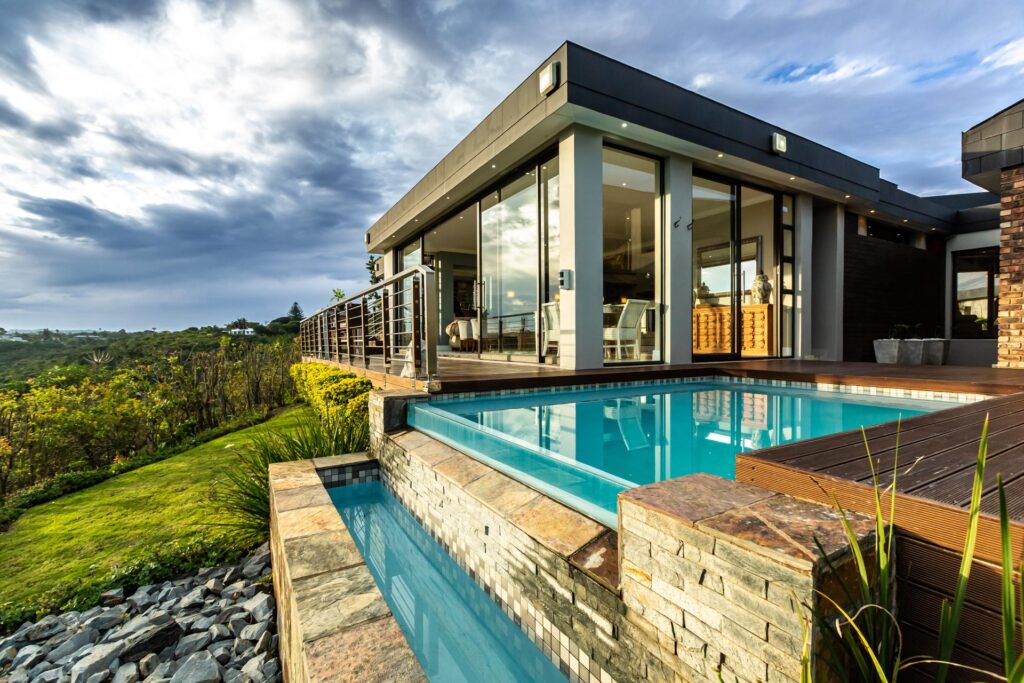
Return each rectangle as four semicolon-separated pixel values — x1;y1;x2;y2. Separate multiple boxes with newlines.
663;155;693;365
794;194;814;358
557;127;604;369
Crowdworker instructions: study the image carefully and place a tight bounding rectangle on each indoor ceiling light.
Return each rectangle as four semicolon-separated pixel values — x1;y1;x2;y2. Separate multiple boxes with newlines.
491;164;496;169
844;194;851;199
621;122;628;128
716;153;724;158
789;176;796;181
621;182;627;186
902;219;908;223
869;210;875;214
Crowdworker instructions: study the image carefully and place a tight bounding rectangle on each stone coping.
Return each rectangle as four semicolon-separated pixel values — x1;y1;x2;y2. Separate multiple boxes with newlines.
389;428;622;593
268;456;426;683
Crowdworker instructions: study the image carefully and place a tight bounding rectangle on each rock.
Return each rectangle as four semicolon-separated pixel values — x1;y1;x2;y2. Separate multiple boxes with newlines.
204;579;223;595
29;657;58;677
208;624;230;641
12;644;45;669
261;657;279;680
36;669;63;682
254;631;271;656
26;615;66;641
138;653;159;678
113;661;140;683
222;566;242;586
222;669;244;683
148;659;178;680
70;641;124;683
48;627;100;662
237;622;267;642
121;620;183;663
178;588;207;610
240;653;266;680
174;632;212;659
170;651;221;683
84;610;126;632
226;616;249;636
240;594;273;623
0;644;17;665
208;643;231;665
101;588;126;606
191;616;216;633
8;668;30;683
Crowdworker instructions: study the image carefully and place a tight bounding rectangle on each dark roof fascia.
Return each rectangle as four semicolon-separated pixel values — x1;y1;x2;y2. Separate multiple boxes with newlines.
966;96;1024;133
952;205;1000;233
921;191;999;209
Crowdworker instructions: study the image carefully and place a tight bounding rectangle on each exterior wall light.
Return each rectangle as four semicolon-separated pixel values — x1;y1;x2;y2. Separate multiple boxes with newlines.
538;62;560;96
772;132;788;154
364;232;370;245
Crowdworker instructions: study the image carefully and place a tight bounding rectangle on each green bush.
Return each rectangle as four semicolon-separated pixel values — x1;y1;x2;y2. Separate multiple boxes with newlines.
289;362;372;421
0;531;251;633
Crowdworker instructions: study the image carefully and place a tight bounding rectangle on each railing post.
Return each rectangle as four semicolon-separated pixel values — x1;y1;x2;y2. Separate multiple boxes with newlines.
411;276;422;374
344;303;353;365
381;288;391;370
421;269;438;378
360;299;369;367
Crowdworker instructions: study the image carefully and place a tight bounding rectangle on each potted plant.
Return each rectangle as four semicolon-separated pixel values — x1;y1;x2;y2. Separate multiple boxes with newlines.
873;324;925;365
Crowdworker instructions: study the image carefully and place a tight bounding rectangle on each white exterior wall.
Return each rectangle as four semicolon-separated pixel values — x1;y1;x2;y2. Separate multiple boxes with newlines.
663;156;694;364
557;127;605;369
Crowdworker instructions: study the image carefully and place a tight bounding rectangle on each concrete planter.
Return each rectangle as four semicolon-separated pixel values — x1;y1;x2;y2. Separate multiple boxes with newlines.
874;339;928;365
923;338;950;365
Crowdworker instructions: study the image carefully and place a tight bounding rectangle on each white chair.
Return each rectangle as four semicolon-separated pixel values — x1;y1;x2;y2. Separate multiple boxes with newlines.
469;318;480;348
541;302;560;356
456;319;471;351
603;299;648;360
604;399;649;451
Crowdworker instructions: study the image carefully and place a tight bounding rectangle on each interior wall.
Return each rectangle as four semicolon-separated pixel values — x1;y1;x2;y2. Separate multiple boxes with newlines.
842;217;945;362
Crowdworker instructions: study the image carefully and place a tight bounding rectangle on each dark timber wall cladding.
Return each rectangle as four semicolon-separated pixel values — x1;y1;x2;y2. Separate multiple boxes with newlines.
842;224;945;362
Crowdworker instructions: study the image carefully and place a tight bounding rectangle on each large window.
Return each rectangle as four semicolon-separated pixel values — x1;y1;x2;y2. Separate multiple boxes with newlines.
601;147;661;364
953;247;998;339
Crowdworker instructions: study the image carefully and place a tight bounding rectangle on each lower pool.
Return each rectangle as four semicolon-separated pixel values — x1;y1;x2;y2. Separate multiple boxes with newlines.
408;377;964;527
328;482;564;683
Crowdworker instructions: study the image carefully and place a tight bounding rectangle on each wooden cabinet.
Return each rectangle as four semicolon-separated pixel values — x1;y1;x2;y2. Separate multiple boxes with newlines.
692;304;774;357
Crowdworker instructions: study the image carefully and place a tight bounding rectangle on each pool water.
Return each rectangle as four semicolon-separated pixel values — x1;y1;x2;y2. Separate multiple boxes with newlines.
329;482;564;683
408;378;960;527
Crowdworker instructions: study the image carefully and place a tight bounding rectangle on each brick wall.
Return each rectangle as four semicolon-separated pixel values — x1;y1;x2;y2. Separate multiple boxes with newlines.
999;165;1024;367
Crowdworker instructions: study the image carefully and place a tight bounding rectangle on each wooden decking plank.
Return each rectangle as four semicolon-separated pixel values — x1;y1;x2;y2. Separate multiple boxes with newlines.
979;468;1024;518
905;443;1024;509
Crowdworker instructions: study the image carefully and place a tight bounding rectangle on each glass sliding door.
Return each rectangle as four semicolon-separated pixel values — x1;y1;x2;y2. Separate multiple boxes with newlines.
540;159;560;362
601;147;661;364
692;176;736;358
480;170;539;357
692;175;790;359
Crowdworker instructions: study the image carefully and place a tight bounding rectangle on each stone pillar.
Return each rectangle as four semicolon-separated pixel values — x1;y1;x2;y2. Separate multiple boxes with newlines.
794;194;814;359
557;126;605;369
664;155;694;365
619;474;873;683
368;390;427;457
999;165;1024;368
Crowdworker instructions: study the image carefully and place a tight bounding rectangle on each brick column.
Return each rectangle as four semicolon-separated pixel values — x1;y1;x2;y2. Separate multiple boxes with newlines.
999;165;1024;367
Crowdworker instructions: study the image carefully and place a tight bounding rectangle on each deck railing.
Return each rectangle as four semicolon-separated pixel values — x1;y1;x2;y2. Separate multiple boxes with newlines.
300;265;438;380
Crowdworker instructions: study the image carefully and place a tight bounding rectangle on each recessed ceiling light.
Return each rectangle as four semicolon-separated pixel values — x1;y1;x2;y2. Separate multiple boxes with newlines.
459;216;464;220
621;182;627;186
869;210;875;214
844;194;851;199
716;153;724;158
415;218;419;222
621;122;628;128
446;195;450;200
902;219;908;223
789;176;796;181
931;227;937;231
491;164;496;169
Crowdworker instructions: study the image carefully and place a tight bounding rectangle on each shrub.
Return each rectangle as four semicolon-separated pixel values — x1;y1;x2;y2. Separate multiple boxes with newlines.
212;413;370;545
289;362;371;421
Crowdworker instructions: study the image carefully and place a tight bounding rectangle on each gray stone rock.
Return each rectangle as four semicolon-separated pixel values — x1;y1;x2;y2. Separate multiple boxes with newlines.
70;641;124;683
261;657;278;680
84;611;125;632
204;579;223;595
226;616;249;636
26;615;66;642
29;657;58;677
138;653;159;678
12;644;45;669
36;668;63;682
208;624;230;641
174;632;212;659
191;616;216;633
240;653;266;680
149;660;178;679
222;669;244;683
170;651;221;683
48;627;100;662
8;668;30;683
208;643;231;665
237;622;267;642
253;631;271;656
239;594;273;623
222;567;242;586
121;620;183;663
113;661;140;683
178;588;206;610
0;644;17;665
101;588;125;606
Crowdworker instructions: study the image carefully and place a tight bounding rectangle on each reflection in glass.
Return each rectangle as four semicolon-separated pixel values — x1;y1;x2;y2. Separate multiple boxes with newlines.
692;177;734;356
424;209;479;350
953;247;998;338
541;160;560;359
602;147;660;363
480;172;539;355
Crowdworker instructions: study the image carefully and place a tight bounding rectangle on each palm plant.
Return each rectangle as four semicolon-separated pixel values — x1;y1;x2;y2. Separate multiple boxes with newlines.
998;476;1024;682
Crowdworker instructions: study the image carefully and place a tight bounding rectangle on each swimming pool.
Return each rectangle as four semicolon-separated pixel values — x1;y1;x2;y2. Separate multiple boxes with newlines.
329;482;563;683
408;378;963;527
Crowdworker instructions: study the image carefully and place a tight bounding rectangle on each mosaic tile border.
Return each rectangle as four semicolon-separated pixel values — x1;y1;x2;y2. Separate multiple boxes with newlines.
380;473;613;683
316;461;380;488
432;373;991;405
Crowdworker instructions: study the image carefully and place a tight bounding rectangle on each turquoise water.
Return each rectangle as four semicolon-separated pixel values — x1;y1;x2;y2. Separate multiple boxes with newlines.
329;482;563;683
408;378;960;527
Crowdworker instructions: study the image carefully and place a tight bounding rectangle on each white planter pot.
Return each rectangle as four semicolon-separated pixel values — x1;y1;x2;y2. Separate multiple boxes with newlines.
923;338;950;365
873;339;902;364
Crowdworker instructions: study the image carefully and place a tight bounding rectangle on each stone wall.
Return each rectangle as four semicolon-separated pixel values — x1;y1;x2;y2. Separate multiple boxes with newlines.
1000;165;1024;367
371;391;874;683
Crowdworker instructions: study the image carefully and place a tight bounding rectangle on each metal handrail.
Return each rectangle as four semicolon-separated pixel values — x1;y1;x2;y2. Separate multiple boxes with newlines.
300;265;438;379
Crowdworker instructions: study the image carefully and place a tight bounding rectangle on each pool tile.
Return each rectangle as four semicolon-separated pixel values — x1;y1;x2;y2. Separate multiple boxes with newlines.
268;460;318;491
284;529;362;581
510;496;606;558
434;452;491;487
313;452;371;469
304;616;426;683
274;483;332;512
295;564;391;641
465;470;541;517
408;439;459;467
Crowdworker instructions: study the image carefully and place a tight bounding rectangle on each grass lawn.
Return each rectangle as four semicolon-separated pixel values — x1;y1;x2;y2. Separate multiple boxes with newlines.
0;405;312;607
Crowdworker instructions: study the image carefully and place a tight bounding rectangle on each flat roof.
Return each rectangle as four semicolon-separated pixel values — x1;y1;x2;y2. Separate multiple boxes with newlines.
367;42;996;252
962;97;1024;192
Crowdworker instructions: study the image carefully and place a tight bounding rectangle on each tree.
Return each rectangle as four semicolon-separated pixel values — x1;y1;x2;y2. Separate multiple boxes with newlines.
330;288;346;303
288;302;303;321
367;256;383;285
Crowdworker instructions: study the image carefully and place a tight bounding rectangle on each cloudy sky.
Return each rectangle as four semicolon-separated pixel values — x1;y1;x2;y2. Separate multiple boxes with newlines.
1;0;1022;331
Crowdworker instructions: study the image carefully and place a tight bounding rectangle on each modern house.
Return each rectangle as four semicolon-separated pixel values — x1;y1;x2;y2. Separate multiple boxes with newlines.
302;42;1017;379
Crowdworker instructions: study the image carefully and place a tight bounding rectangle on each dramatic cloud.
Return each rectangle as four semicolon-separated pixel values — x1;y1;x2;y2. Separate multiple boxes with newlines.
0;0;1022;329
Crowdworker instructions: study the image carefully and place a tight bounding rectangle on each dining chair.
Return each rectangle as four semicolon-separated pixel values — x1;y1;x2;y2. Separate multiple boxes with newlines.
603;299;647;360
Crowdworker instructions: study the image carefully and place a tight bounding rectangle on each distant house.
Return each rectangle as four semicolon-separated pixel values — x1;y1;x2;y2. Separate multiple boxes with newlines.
228;328;255;336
